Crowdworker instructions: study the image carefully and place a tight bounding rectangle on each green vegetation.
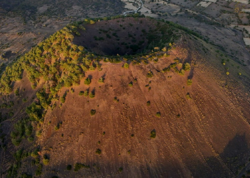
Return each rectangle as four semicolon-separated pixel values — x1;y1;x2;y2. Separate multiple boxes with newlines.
147;101;151;106
74;163;90;171
84;78;91;85
123;63;129;68
79;91;84;96
119;167;123;172
90;109;96;116
98;77;104;83
150;130;156;138
187;79;193;86
43;155;50;165
183;63;191;71
96;148;102;155
128;82;133;87
67;165;72;170
156;112;161;118
186;93;192;99
89;91;95;98
147;71;153;78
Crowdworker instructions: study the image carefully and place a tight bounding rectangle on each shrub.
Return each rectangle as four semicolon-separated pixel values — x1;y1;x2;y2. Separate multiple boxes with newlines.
74;163;90;171
98;77;104;83
84;78;91;85
90;109;96;116
147;101;150;106
79;91;84;96
84;90;89;97
67;165;72;170
61;96;65;103
183;63;191;71
226;71;230;75
119;167;123;172
96;149;102;155
123;63;129;69
238;72;242;76
146;71;153;78
11;138;21;146
150;130;156;138
28;136;34;142
186;93;192;99
89;92;95;98
128;82;133;87
35;164;43;176
43;155;49;165
31;150;39;158
156;112;161;117
187;79;192;86
114;97;119;102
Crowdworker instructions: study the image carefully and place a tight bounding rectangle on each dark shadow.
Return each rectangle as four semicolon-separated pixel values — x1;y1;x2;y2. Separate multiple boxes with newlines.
189;134;249;178
1;51;14;59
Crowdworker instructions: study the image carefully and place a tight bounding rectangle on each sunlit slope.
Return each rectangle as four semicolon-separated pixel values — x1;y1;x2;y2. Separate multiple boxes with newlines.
0;15;250;178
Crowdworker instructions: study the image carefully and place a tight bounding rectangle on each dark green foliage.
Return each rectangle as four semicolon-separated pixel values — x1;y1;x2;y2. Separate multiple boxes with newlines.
79;91;84;95
123;63;129;68
119;167;123;172
147;101;150;106
89;91;95;98
84;78;91;85
74;163;90;171
183;63;191;71
150;130;156;138
14;149;23;161
128;82;133;87
146;71;153;78
186;93;192;99
156;112;161;117
90;109;96;116
96;149;102;155
26;103;43;121
35;164;43;176
21;173;32;178
67;165;72;170
43;155;50;165
187;79;192;86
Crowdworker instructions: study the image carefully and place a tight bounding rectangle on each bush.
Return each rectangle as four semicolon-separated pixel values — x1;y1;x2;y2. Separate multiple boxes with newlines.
89;92;95;98
146;71;153;78
61;96;65;103
187;79;192;86
96;149;102;155
43;155;49;165
74;163;90;171
183;63;191;71
90;109;96;116
119;167;123;172
156;112;161;117
98;77;104;83
128;82;133;87
226;71;230;75
150;130;156;138
28;136;34;142
147;101;150;106
186;93;192;99
84;90;89;97
84;78;91;85
79;91;84;96
67;165;72;170
11;138;21;146
123;63;129;69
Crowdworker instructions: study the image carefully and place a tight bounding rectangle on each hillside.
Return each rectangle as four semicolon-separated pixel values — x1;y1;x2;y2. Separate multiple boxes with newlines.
0;15;250;178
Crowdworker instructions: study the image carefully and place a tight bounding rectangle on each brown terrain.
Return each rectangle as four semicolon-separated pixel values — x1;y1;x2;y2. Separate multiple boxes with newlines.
0;16;250;178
